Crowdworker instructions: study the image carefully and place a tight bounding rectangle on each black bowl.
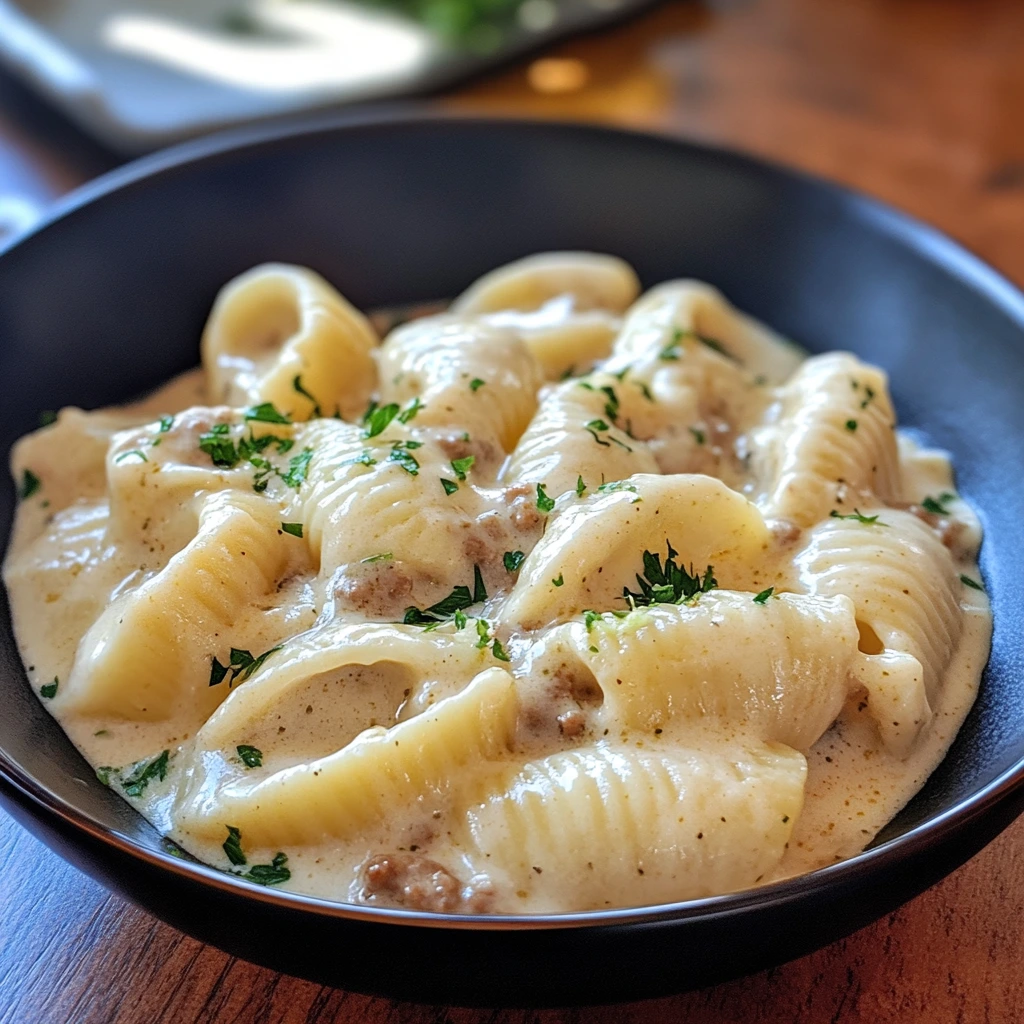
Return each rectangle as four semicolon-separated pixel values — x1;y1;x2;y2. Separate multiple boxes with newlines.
1;113;1022;1008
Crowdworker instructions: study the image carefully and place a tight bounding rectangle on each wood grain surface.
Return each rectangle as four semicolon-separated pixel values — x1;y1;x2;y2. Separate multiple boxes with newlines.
2;0;1024;1020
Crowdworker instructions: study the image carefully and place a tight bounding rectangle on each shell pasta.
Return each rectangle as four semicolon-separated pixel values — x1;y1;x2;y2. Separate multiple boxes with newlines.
4;254;990;914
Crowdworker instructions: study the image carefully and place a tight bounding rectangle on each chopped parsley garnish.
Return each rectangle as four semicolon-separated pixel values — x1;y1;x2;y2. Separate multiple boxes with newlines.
536;483;555;513
19;468;41;499
388;441;421;476
491;638;510;662
469;378;486;392
244;852;290;886
244;402;291;425
576;475;587;498
121;750;170;798
39;410;57;427
922;492;956;516
600;385;620;423
440;478;459;495
960;574;984;591
292;375;322;417
451;455;475;481
474;618;491;648
158;415;174;433
585;418;611;446
584;418;632;451
634;380;655;402
236;745;263;769
697;334;732;359
363;402;400;437
114;449;148;464
280;447;313;488
361;552;393;563
397;397;424;424
689;427;706;445
454;609;468;630
96;766;113;787
405;566;487;624
552;573;564;587
199;423;239;467
210;646;282;688
845;419;858;432
280;522;303;538
473;564;488;604
348;451;378;468
583;609;601;631
404;585;474;624
623;541;717;608
859;385;876;409
223;825;247;865
753;587;775;604
40;678;58;699
830;509;886;526
503;550;525;572
597;480;640;498
659;328;734;362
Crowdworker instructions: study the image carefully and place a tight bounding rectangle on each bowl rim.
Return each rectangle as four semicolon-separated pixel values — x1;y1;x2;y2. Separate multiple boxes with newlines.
1;109;1022;931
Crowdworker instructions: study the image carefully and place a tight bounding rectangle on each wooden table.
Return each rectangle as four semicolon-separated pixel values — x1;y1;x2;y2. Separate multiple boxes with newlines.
2;0;1024;1020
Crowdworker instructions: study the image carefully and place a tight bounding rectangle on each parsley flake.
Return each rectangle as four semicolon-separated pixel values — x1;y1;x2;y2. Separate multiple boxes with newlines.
244;402;291;425
503;550;525;572
689;427;706;445
473;564;488;604
753;587;775;604
441;478;459;495
475;618;491;649
469;378;486;392
121;750;170;798
292;375;322;417
40;678;58;699
223;825;247;865
491;638;510;662
576;475;587;498
536;483;555;513
19;468;41;499
388;442;420;476
960;574;984;591
922;492;956;516
552;573;564;587
199;424;239;468
158;415;174;433
845;419;858;432
115;449;149;464
404;585;474;625
280;522;303;538
364;402;400;437
281;447;313;488
236;745;263;768
451;455;475;481
244;852;290;886
623;541;717;608
830;509;886;526
361;552;393;563
397;397;424;424
210;646;282;688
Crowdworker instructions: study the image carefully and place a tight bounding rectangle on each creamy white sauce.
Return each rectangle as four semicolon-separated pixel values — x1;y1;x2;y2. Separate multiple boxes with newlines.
3;259;991;914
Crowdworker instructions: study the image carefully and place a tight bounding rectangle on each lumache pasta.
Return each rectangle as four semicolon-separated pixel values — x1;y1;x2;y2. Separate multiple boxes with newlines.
4;253;991;913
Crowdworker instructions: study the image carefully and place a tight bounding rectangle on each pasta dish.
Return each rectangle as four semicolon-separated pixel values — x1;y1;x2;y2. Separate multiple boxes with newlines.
4;253;991;914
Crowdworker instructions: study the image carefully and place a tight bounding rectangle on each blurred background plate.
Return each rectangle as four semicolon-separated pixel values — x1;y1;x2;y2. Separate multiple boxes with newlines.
0;0;663;152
